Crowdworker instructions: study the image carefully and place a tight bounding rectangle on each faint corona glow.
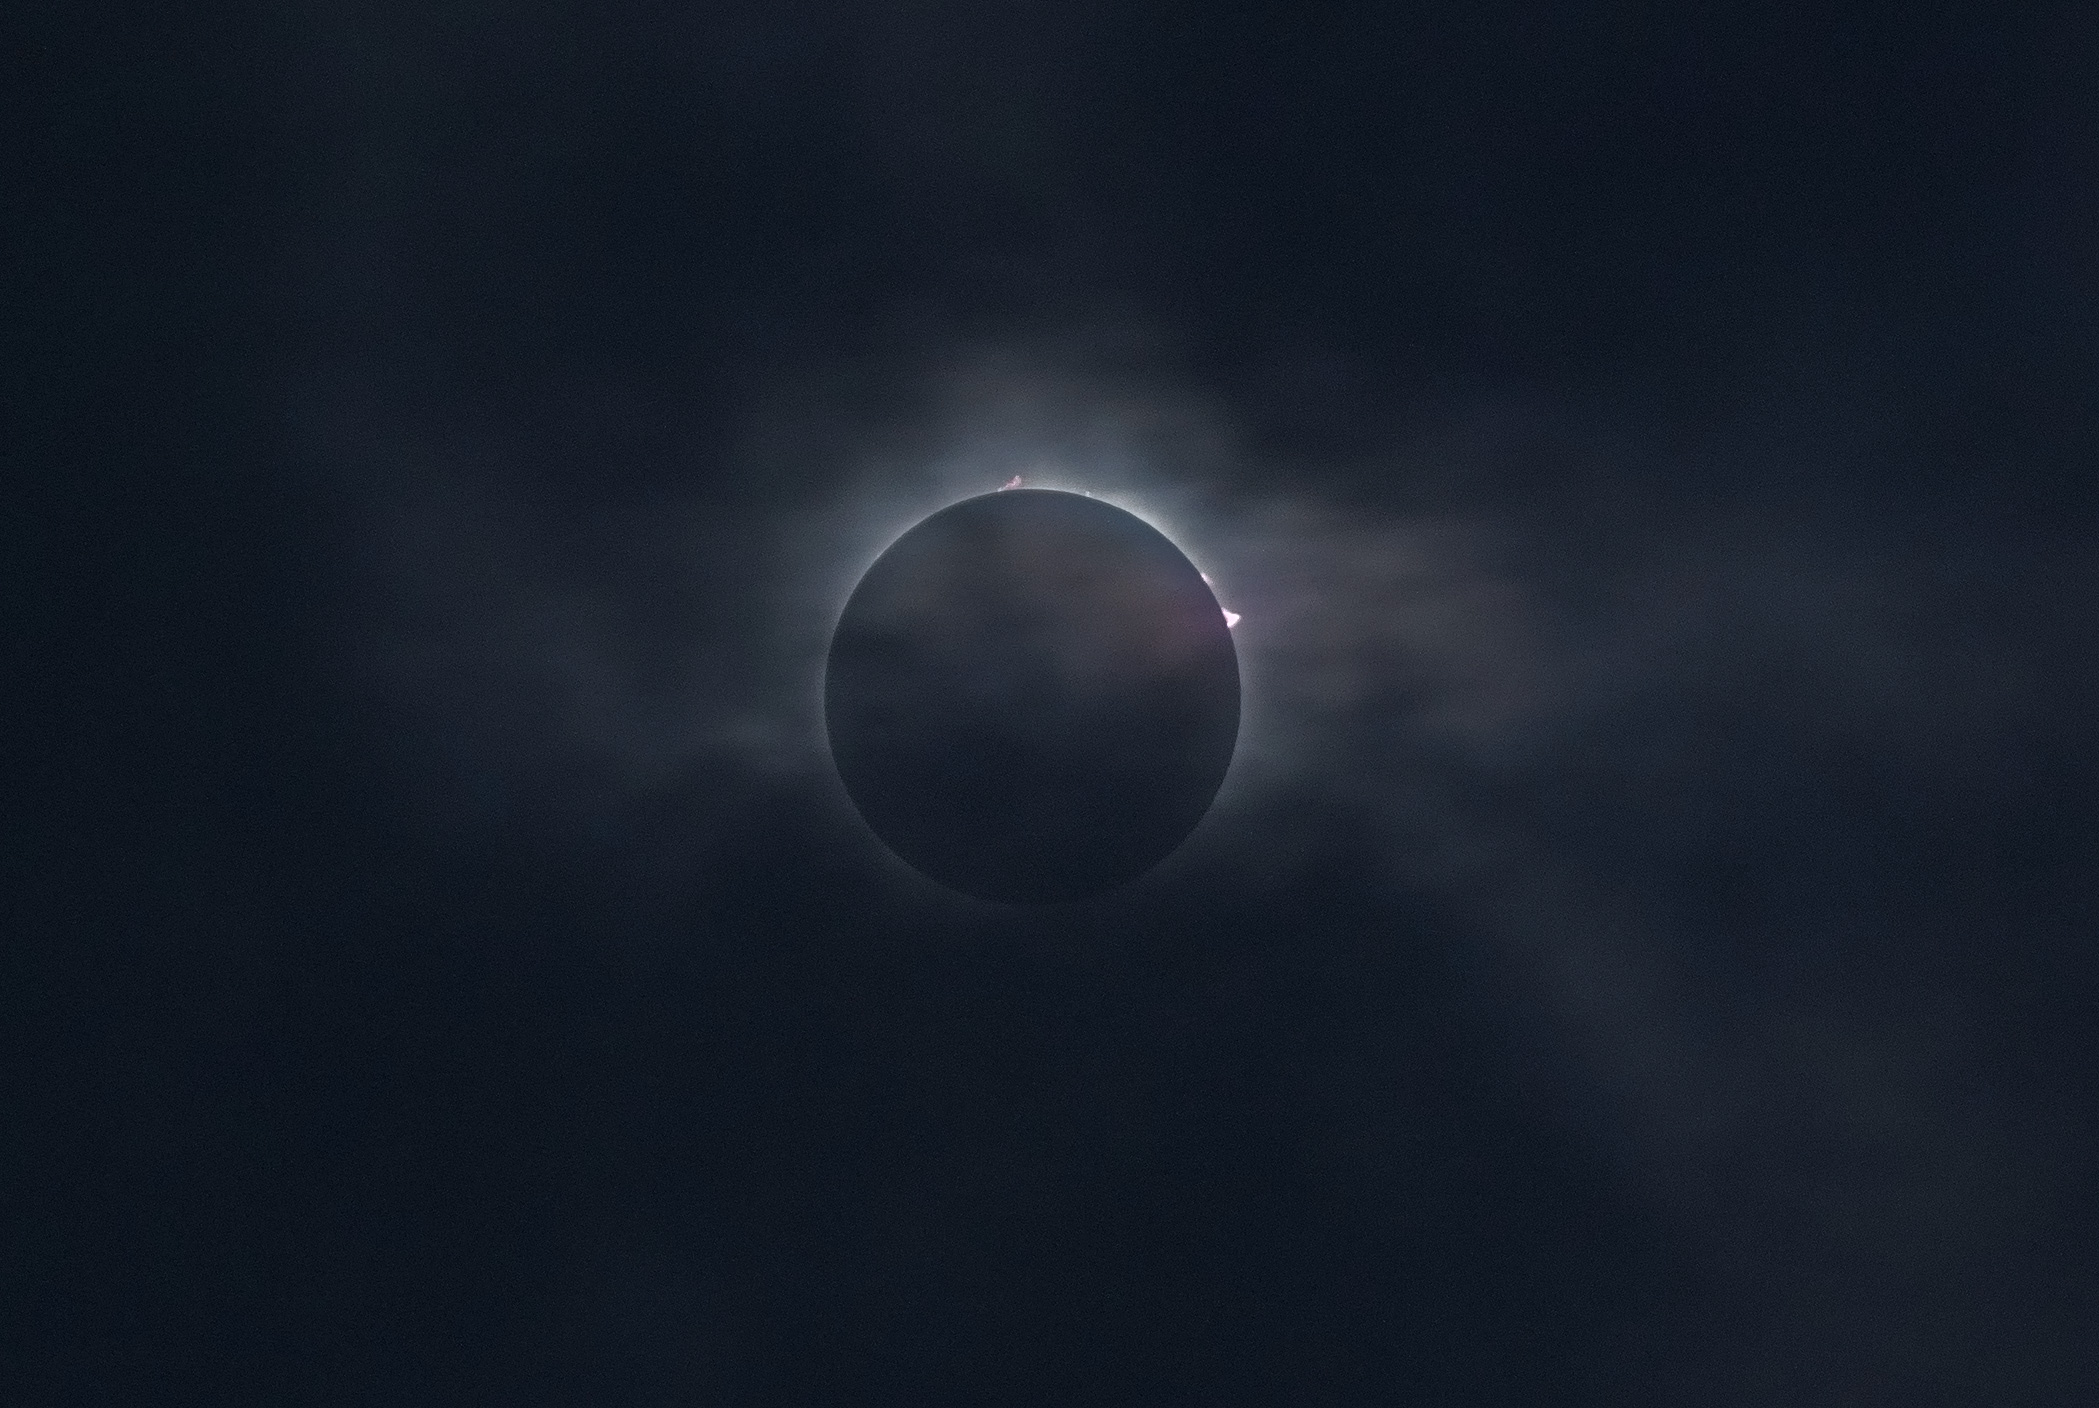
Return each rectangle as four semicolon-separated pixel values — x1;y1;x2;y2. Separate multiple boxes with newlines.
1199;573;1240;629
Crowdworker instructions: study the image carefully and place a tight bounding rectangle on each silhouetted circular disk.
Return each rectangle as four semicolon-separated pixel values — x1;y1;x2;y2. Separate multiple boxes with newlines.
826;490;1240;902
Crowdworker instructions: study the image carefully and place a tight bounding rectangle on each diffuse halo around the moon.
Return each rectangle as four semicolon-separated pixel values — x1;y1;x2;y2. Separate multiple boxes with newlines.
825;489;1240;902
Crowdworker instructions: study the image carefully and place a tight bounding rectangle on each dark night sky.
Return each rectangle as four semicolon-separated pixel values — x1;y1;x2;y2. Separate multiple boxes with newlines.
13;2;2099;1403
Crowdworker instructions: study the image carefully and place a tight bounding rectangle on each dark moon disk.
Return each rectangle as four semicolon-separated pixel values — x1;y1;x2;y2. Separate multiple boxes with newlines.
826;490;1241;902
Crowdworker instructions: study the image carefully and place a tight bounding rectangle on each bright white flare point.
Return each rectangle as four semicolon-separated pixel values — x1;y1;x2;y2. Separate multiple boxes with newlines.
1222;609;1241;629
1000;475;1023;491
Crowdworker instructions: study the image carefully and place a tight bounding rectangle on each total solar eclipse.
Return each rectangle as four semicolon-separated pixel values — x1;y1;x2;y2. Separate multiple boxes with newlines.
825;488;1240;902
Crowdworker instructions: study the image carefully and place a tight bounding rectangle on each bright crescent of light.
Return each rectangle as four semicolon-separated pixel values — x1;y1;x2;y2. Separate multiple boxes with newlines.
1001;477;1240;628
